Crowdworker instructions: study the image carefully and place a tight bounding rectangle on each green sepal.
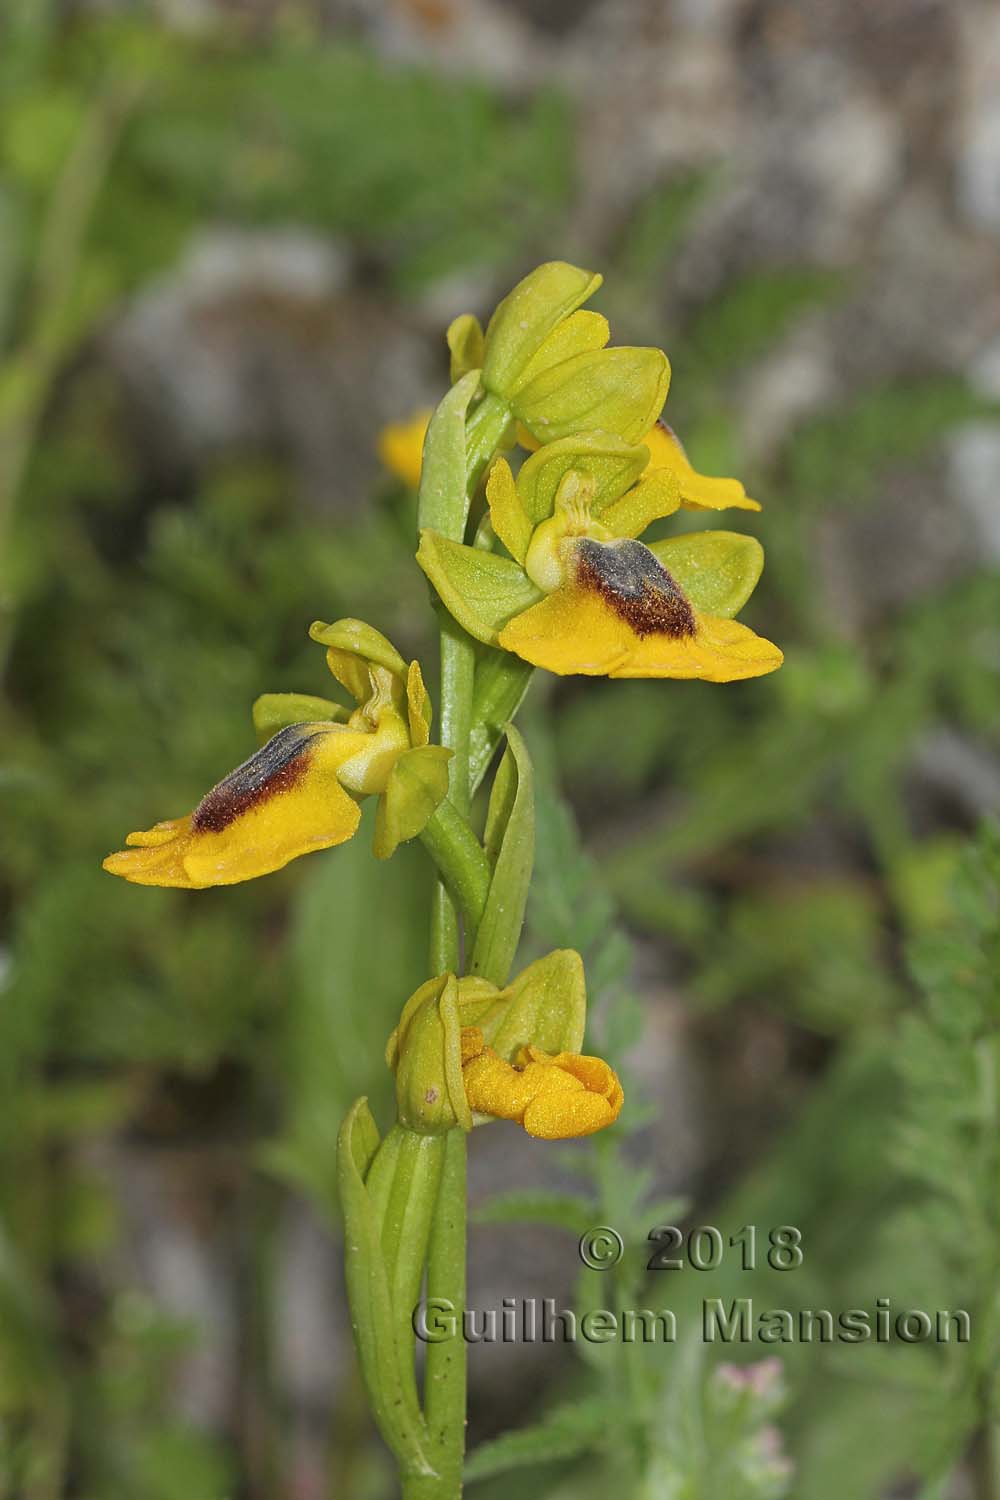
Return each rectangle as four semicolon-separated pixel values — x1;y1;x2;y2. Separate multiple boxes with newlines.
509;309;610;394
649;530;765;618
469;651;535;795
516;432;650;527
515;346;670;446
374;745;453;861
336;1101;434;1474
483;949;587;1063
417;368;481;543
251;692;347;744
482;261;602;398
387;975;474;1134
308;617;407;675
446;313;485;384
416;529;541;646
601;469;682;538
470;724;534;988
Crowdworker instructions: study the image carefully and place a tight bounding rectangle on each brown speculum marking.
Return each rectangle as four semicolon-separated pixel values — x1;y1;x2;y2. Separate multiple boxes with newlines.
575;538;697;638
193;724;318;832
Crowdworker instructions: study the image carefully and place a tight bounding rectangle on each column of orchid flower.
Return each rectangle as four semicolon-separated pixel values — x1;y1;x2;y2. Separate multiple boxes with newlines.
104;263;782;1499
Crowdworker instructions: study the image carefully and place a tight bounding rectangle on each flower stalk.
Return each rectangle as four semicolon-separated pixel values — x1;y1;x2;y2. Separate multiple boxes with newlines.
102;259;781;1499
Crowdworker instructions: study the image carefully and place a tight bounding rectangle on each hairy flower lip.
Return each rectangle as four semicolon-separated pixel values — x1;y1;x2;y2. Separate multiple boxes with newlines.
460;1031;624;1140
573;537;698;640
103;627;447;887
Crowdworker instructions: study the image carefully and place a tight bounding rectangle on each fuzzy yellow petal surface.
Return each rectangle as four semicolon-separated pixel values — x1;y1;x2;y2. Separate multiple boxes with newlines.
644;422;761;512
497;589;633;676
103;726;365;888
611;612;784;682
461;1042;623;1140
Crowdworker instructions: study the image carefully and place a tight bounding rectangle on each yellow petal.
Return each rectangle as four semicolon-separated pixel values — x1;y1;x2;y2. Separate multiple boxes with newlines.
461;1040;623;1140
102;724;364;888
611;612;784;682
406;659;431;747
600;469;682;538
498;588;633;676
500;536;782;682
486;457;533;563
644;421;761;512
377;408;431;490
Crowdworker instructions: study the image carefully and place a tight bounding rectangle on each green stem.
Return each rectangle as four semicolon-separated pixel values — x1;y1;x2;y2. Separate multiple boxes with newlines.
419;800;491;944
405;384;512;1499
464;391;513;498
407;1128;467;1500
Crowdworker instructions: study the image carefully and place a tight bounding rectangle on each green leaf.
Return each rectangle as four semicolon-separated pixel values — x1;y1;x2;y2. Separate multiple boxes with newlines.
516;431;650;526
470;725;535;987
515;346;670;447
336;1103;434;1475
465;1397;614;1480
482;260;602;397
416;530;541;646
251;691;347;743
417;368;481;542
649;530;765;618
373;745;453;860
364;1125;447;1419
469;650;535;794
474;1190;599;1232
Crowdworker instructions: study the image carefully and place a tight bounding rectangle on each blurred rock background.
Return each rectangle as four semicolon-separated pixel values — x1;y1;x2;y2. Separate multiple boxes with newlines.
1;1;999;1498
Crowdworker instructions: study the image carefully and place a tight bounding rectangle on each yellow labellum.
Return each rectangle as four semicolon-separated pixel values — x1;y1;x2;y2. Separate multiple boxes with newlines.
461;1029;623;1140
103;723;368;888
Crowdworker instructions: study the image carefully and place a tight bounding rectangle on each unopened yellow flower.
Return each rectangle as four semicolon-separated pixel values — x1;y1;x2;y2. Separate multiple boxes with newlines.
417;432;782;682
386;950;621;1138
103;621;450;888
378;408;432;490
460;1029;623;1140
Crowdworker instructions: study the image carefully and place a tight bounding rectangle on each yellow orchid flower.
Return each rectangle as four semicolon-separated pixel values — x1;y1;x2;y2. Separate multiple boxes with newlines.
460;1029;623;1140
103;621;451;888
417;432;782;682
386;950;622;1140
643;419;760;513
378;407;432;490
520;417;759;512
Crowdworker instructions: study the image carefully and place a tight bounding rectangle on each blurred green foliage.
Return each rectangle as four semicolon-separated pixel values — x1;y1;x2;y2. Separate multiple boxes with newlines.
2;3;999;1498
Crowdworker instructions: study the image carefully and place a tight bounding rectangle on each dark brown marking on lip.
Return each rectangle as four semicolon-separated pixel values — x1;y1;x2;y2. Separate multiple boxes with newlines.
575;538;697;638
192;724;320;833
